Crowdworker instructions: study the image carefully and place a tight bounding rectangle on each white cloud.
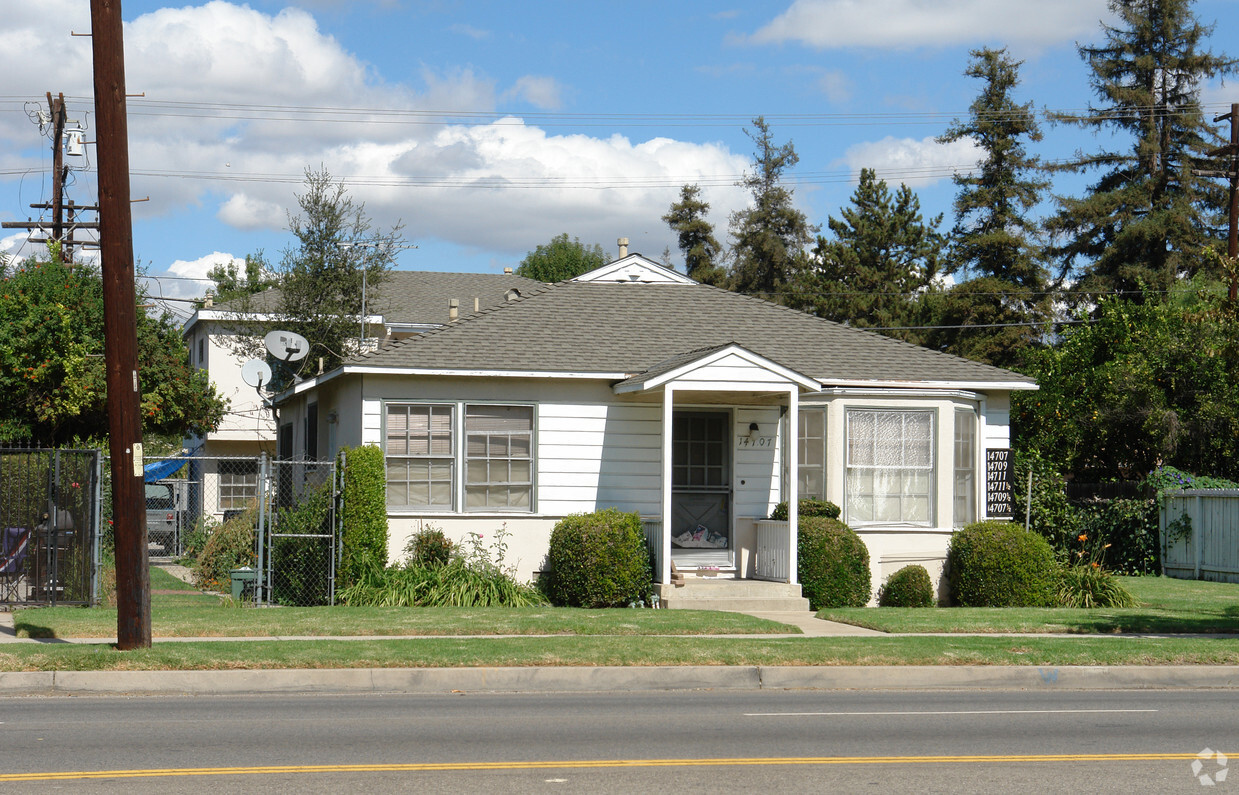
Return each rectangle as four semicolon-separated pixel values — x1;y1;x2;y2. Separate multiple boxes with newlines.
0;1;751;269
816;70;851;102
167;251;243;280
505;76;565;110
450;23;491;40
839;135;983;185
749;0;1111;49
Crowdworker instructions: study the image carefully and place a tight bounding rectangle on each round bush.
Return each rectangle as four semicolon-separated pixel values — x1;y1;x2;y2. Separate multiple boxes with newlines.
877;564;935;607
770;498;841;521
947;520;1058;607
405;525;455;569
541;508;652;608
797;516;871;609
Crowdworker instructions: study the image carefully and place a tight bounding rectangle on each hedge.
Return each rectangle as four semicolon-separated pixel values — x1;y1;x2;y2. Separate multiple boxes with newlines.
797;515;870;609
540;508;651;608
338;445;388;588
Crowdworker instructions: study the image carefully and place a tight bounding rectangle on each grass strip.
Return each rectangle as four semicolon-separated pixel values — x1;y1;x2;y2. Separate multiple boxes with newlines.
2;635;1239;671
11;605;798;639
819;576;1239;634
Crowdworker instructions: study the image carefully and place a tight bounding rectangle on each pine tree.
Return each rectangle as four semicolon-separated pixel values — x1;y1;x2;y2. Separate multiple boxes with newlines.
792;169;943;344
728;117;815;298
663;184;725;285
1046;0;1236;297
930;47;1050;368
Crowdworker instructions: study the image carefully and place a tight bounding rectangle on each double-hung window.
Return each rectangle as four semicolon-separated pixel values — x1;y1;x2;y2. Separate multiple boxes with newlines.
953;408;977;526
386;404;454;509
797;407;828;501
465;404;533;510
845;409;934;525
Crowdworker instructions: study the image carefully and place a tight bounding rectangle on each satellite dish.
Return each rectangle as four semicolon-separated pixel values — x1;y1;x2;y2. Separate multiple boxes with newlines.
240;359;272;389
264;330;309;362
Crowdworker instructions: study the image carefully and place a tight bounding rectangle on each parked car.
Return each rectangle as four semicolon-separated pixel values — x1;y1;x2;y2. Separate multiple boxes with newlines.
144;480;188;555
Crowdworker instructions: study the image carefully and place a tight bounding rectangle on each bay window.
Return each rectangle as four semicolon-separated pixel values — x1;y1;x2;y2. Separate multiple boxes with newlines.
845;409;934;525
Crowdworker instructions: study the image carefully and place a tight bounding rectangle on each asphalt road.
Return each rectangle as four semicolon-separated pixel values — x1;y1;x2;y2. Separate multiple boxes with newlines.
2;689;1235;792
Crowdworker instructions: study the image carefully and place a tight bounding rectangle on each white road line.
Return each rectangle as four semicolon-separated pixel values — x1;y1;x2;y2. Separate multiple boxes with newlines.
744;709;1159;717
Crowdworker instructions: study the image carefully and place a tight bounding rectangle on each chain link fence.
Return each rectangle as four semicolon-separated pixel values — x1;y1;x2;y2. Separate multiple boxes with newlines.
135;454;342;606
0;448;102;606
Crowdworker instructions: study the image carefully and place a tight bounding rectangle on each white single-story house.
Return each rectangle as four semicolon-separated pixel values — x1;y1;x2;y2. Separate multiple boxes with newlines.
273;253;1037;605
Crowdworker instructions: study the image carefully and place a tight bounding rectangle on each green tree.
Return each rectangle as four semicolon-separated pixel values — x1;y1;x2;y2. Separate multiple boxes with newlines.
930;48;1051;368
515;233;607;282
728;117;816;298
1046;0;1236;297
663;184;725;285
222;168;403;376
790;168;943;344
0;251;226;446
1012;280;1239;480
206;252;276;304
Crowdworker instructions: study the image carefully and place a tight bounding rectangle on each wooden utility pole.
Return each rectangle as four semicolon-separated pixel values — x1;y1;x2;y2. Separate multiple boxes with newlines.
90;0;150;649
1203;103;1239;303
47;92;68;251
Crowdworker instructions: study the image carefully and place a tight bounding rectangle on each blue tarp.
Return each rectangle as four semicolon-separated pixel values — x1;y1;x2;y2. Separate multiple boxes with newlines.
143;457;187;483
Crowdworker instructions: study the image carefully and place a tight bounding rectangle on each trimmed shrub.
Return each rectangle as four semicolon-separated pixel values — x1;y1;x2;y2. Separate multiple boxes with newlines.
771;498;841;521
339;445;388;588
797;516;870;609
878;564;935;608
190;506;257;591
947;520;1058;607
404;524;455;569
540;508;651;608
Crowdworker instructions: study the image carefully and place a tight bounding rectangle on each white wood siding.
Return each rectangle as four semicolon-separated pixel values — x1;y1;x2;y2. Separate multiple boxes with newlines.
671;353;803;392
537;403;662;516
983;393;1010;448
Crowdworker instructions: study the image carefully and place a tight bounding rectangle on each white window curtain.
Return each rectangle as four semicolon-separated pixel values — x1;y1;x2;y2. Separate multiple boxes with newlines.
845;409;934;525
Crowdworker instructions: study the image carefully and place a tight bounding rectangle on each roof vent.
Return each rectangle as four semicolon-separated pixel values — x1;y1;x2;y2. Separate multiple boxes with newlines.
617;237;629;259
448;298;459;322
503;266;513;274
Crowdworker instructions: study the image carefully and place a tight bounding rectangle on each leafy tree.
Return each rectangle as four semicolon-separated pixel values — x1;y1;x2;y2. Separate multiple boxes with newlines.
930;48;1051;368
663;184;725;285
221;168;402;376
1045;0;1237;297
206;252;276;304
728;117;816;298
790;168;943;344
0;251;226;446
515;233;607;282
1012;280;1239;480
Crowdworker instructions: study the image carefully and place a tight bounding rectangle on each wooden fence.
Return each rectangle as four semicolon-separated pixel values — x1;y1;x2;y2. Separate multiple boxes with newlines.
1160;489;1239;583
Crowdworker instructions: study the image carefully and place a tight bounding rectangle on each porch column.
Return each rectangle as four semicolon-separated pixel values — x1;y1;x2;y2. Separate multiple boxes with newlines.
660;384;675;585
787;387;798;585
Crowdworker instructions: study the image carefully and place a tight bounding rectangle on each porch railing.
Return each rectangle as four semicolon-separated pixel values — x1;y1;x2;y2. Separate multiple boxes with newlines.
754;519;790;582
641;518;662;583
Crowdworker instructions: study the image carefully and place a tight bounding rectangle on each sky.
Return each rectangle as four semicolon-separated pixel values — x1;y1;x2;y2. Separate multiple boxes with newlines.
3;0;1239;323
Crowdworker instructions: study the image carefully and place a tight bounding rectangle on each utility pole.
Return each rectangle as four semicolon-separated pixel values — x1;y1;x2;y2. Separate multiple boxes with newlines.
0;94;99;261
91;0;150;649
1201;103;1239;303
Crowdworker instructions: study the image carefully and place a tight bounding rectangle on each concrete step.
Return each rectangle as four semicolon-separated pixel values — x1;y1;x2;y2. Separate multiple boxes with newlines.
654;580;809;611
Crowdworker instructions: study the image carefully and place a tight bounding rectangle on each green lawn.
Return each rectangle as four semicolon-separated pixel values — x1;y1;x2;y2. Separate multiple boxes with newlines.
2;635;1238;672
10;567;797;640
817;576;1239;634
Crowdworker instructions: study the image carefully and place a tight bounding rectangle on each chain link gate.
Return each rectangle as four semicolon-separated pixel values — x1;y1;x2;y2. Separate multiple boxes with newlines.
124;453;342;606
0;448;102;606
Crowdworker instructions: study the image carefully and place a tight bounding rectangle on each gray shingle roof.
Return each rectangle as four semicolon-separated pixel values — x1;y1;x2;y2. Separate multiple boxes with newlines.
218;271;542;326
350;281;1036;387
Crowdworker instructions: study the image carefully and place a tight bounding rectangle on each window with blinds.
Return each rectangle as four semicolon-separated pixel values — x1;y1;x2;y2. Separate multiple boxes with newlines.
465;404;534;511
385;404;454;509
845;409;935;525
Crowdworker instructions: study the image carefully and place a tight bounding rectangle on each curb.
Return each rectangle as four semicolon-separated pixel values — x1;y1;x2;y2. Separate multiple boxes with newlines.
4;665;1239;696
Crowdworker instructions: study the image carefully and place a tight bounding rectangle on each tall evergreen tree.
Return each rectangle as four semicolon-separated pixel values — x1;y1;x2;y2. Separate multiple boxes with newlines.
728;117;815;298
663;184;725;285
1046;0;1236;297
930;47;1050;369
790;168;943;345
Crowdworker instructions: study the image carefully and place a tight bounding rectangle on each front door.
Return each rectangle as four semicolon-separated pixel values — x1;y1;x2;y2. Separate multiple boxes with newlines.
671;410;732;568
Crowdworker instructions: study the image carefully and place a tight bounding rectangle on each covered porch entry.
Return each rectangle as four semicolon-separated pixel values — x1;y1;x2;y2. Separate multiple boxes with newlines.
613;344;817;608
